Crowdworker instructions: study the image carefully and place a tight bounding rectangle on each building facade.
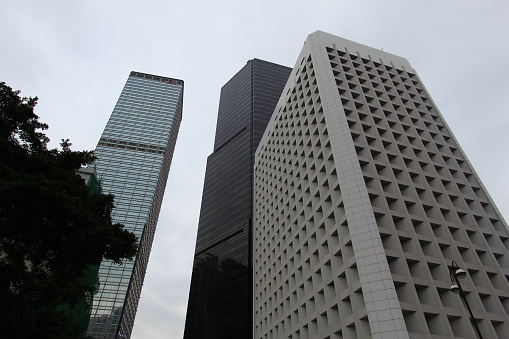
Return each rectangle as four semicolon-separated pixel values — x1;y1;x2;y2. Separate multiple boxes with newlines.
86;71;183;339
184;59;291;338
253;31;509;338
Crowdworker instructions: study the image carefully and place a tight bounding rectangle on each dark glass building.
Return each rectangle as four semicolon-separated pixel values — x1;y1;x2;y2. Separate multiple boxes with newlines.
184;59;291;338
86;71;183;339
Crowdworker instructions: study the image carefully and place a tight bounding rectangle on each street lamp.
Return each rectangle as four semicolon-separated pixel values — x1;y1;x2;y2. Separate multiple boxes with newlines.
448;261;483;339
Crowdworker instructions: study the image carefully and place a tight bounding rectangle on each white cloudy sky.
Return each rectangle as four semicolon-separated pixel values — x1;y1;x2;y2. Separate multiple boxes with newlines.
1;1;508;338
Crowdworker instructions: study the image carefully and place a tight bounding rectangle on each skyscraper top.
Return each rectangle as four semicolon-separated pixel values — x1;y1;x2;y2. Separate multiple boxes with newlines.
307;31;413;71
256;31;416;162
129;71;184;85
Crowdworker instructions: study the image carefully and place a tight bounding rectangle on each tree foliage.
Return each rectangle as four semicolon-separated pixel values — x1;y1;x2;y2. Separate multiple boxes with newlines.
0;82;138;337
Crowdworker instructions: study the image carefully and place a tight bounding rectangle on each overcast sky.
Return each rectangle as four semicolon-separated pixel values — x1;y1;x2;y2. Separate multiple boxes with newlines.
1;1;508;338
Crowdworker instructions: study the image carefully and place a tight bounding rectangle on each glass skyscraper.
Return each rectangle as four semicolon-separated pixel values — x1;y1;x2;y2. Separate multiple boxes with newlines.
86;71;183;339
184;59;291;338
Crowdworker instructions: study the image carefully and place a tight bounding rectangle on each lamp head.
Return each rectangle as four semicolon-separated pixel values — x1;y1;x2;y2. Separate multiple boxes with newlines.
455;268;467;279
450;284;460;294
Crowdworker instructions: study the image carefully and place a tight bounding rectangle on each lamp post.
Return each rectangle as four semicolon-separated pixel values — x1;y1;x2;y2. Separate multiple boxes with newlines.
448;261;483;339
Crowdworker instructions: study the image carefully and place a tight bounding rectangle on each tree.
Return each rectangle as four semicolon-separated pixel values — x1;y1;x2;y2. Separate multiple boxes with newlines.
0;82;138;338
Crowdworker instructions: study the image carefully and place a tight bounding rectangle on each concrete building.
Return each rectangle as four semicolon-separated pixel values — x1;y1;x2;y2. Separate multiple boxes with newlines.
253;31;509;338
86;71;183;338
184;59;292;338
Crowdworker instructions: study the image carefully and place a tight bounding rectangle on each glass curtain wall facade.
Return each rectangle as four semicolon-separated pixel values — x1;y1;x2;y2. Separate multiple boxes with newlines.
184;59;291;338
86;71;183;339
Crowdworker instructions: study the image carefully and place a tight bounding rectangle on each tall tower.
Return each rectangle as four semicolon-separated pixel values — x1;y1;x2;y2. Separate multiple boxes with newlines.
184;59;291;338
86;71;183;339
254;31;509;338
